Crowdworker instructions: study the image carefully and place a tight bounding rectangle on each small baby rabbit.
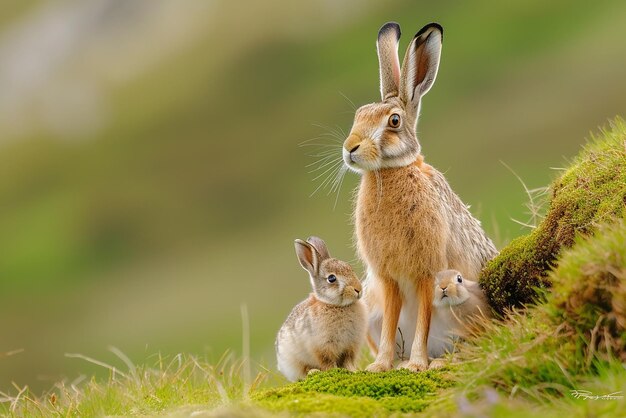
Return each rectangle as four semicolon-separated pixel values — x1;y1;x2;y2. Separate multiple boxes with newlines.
428;269;491;360
276;236;366;382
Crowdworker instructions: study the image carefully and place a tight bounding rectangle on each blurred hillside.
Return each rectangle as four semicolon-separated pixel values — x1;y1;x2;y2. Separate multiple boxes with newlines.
1;0;626;392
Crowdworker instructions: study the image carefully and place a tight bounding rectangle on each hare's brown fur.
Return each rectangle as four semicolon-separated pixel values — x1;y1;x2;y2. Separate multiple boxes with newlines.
356;154;495;371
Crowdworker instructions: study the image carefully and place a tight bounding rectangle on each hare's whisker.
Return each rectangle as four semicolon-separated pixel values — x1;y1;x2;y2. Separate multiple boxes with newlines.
312;123;346;142
307;149;341;158
299;135;342;145
300;144;340;149
332;167;347;210
309;157;342;173
311;160;342;182
299;136;324;145
374;169;383;210
305;149;340;158
305;120;350;203
329;165;342;192
309;162;342;197
317;133;344;143
338;91;357;111
320;164;343;193
330;164;348;202
330;163;347;193
299;137;342;146
305;155;336;168
334;124;347;138
329;171;341;195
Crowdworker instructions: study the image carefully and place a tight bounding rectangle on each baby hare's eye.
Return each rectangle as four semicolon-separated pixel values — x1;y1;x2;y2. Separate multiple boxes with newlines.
388;113;401;128
456;274;463;283
327;274;337;283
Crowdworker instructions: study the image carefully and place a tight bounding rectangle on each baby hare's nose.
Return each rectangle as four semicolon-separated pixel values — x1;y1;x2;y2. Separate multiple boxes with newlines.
354;287;362;298
440;286;447;293
349;144;360;153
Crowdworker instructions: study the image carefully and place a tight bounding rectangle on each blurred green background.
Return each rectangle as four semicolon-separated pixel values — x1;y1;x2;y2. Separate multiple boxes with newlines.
1;0;625;393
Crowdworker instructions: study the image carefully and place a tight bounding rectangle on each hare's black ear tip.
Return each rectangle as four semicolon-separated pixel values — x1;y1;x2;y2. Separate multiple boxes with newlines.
415;22;443;39
378;21;401;40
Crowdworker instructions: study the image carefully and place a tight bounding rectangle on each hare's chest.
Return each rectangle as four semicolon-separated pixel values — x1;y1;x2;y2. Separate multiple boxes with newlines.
355;169;445;274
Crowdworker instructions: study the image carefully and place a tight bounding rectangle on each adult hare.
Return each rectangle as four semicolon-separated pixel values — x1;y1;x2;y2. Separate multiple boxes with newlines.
343;22;497;372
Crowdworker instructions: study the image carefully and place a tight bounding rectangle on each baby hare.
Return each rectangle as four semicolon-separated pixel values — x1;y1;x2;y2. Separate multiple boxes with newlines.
428;270;491;360
276;237;366;381
365;270;491;364
344;22;497;372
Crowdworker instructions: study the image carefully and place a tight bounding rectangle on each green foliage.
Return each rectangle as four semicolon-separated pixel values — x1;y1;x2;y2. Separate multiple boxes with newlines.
450;217;626;412
481;118;626;313
252;368;454;416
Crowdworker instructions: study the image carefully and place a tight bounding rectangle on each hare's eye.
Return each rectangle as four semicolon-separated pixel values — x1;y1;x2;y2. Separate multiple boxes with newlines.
327;274;337;283
388;114;401;128
457;275;463;283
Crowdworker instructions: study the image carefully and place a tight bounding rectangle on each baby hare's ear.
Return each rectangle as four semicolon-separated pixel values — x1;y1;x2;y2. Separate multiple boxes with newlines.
295;239;319;275
399;23;443;107
377;22;401;100
306;236;330;260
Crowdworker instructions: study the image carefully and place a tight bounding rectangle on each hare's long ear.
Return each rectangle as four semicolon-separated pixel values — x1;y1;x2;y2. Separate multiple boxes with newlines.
306;236;330;260
399;23;443;109
377;22;401;100
295;239;319;275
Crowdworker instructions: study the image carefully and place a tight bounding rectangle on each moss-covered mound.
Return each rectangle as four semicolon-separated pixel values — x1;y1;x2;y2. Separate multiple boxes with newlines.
252;368;453;416
453;217;626;410
481;118;626;313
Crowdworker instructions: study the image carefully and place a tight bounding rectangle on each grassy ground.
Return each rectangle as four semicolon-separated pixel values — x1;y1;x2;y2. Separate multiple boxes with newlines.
2;123;625;417
5;0;626;391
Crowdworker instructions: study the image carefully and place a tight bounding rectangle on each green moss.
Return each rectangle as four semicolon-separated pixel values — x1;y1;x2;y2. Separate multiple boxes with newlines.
481;118;626;313
252;368;454;416
452;217;626;408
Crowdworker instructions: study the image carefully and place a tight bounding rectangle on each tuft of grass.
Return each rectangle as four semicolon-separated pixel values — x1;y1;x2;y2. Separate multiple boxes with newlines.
0;351;268;417
252;368;454;416
481;117;626;313
550;219;626;364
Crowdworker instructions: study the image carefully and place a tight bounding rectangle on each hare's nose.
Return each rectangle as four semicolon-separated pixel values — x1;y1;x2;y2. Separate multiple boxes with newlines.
441;286;447;293
354;288;361;298
348;145;361;163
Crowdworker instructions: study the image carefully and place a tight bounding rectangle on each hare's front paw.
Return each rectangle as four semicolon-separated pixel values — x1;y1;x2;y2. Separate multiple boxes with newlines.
366;361;393;372
397;359;428;372
428;358;446;370
306;368;321;376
